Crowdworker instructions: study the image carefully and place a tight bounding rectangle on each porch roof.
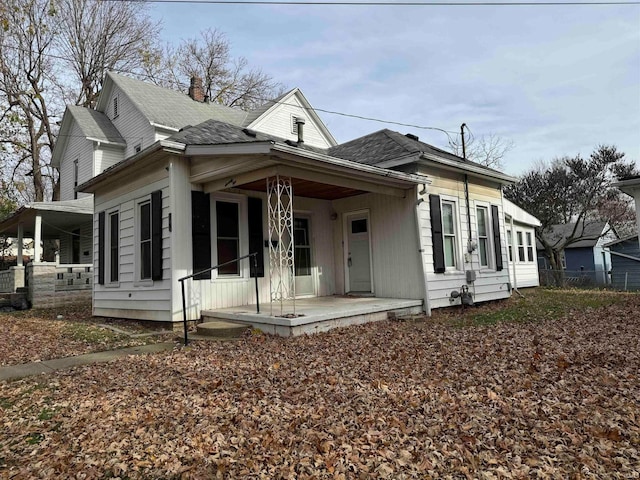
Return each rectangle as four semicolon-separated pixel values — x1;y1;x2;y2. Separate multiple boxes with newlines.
79;119;430;199
0;197;93;239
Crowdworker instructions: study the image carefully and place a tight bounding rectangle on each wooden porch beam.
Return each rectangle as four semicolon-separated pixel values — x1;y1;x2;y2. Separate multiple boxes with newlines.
203;166;280;193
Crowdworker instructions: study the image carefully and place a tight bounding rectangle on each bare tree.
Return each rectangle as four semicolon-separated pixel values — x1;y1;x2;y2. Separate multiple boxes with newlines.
504;145;637;276
0;0;59;202
56;0;162;108
448;132;514;171
147;28;284;110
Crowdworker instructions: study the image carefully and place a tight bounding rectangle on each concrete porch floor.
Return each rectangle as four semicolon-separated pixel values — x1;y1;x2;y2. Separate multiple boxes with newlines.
201;296;424;336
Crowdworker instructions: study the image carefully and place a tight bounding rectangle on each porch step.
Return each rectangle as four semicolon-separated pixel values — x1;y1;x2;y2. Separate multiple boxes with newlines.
196;319;250;338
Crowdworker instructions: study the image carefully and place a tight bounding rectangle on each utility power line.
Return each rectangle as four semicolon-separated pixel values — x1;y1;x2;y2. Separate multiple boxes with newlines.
101;0;640;6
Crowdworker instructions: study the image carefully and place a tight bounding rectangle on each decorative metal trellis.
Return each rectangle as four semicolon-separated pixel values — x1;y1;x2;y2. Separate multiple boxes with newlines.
267;176;295;316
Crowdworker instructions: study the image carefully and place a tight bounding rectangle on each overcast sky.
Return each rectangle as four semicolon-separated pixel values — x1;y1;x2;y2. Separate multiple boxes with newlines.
150;1;640;176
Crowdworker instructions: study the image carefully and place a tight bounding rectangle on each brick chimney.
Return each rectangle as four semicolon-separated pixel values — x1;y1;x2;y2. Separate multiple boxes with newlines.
188;76;205;102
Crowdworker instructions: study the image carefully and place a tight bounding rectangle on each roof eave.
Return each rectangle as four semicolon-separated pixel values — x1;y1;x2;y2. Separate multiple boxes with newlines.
419;153;516;184
271;143;429;187
78;140;185;194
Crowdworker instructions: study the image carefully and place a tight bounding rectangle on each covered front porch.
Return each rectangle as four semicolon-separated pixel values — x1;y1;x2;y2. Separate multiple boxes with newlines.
201;295;423;336
0;197;93;308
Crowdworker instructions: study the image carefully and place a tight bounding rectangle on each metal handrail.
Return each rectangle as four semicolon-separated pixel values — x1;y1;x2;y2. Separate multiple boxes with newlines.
179;252;259;345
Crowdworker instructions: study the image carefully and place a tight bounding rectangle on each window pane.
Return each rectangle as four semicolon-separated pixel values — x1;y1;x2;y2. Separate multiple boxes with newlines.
444;237;455;267
216;202;239;237
295;248;311;276
110;213;119;282
141;241;151;279
217;239;239;274
518;247;525;262
479;238;488;266
140;203;150;241
477;208;487;236
351;219;367;234
442;203;454;234
294;218;309;246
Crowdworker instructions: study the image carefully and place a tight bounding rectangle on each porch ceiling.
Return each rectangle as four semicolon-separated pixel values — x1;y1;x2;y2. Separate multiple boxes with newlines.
0;209;92;239
239;177;366;200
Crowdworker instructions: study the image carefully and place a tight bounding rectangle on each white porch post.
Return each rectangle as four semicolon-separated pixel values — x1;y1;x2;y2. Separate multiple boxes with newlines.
267;175;295;316
16;222;23;266
34;214;42;263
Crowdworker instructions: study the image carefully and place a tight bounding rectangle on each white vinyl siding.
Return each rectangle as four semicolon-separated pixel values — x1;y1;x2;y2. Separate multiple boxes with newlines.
59;222;93;264
332;193;423;300
95;146;124;175
105;87;155;159
248;93;333;149
93;170;170;322
59;121;94;201
417;168;510;309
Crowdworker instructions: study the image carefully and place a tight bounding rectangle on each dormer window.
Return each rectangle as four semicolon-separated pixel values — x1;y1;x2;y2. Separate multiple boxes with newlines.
113;96;119;118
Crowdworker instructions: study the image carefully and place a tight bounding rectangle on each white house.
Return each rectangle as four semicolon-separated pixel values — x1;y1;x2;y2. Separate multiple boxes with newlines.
3;72;535;331
613;176;640;247
502;198;541;289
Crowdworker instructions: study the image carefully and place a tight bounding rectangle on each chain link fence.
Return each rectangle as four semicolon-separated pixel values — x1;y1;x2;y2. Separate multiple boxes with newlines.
538;268;640;291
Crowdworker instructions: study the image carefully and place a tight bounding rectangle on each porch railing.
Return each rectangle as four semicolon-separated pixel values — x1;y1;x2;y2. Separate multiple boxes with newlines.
178;252;259;346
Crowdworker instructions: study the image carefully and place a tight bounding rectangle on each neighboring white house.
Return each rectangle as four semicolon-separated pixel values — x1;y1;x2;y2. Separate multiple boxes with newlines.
502;198;541;289
613;176;640;248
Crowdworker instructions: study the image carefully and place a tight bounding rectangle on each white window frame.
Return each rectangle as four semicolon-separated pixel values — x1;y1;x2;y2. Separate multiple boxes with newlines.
526;232;534;262
211;193;248;281
517;231;525;263
105;208;120;286
440;196;461;271
506;228;513;262
134;195;153;286
475;203;493;269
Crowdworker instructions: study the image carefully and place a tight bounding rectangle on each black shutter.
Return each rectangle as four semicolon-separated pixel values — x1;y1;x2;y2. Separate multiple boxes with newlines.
492;205;503;271
151;190;163;281
248;197;265;278
430;194;446;273
98;211;105;285
191;191;211;280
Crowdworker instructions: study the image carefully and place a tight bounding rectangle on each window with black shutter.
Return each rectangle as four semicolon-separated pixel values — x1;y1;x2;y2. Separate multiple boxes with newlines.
430;195;446;273
191;191;211;280
491;205;503;271
98;211;105;285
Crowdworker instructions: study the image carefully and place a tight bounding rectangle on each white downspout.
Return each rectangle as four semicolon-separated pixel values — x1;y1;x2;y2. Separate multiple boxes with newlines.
414;185;431;315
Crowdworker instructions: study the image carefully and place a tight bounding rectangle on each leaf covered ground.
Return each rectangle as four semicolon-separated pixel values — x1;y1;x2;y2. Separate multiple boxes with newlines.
0;303;175;366
1;289;639;478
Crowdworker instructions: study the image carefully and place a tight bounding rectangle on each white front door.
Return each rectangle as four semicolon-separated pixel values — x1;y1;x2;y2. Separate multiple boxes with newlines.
294;216;314;296
346;212;372;293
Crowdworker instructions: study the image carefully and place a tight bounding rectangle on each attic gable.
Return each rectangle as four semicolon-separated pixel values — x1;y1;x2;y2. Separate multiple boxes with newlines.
51;106;125;168
246;88;337;149
96;72;249;131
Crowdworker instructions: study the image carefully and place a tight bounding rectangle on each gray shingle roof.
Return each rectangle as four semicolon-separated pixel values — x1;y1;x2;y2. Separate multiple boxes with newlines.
329;129;505;177
108;73;249;130
538;221;609;249
168;118;328;156
67;105;125;145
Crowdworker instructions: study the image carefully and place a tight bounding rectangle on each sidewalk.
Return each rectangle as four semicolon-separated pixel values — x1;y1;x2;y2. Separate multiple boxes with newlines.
0;342;177;382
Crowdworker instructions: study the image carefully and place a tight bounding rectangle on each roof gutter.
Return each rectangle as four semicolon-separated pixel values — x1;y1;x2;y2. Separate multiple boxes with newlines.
272;143;430;186
419;152;516;184
78;139;186;193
